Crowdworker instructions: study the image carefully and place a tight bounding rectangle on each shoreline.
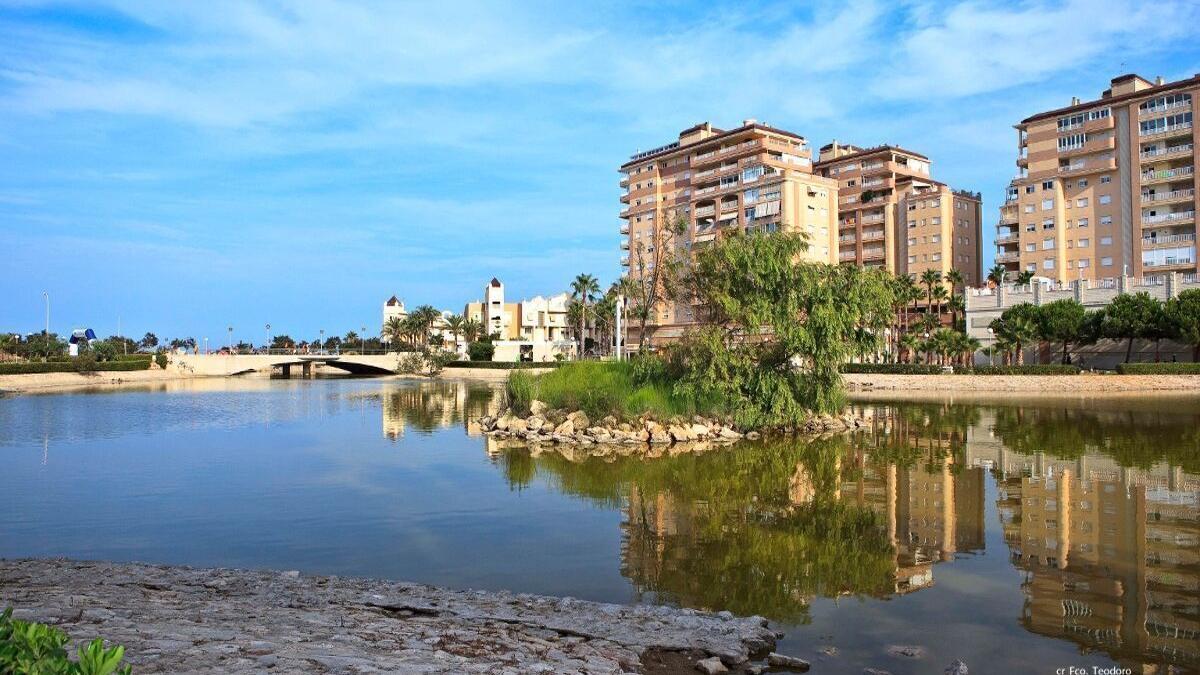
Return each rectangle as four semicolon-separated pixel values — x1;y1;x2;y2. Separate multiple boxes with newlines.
0;369;199;396
845;372;1200;395
1;558;778;674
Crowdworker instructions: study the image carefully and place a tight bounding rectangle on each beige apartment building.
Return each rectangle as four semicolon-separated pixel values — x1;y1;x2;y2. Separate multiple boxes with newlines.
997;73;1200;283
814;143;984;286
619;121;838;337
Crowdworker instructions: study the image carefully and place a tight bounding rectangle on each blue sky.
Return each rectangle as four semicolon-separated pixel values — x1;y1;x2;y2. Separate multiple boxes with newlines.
2;0;1199;343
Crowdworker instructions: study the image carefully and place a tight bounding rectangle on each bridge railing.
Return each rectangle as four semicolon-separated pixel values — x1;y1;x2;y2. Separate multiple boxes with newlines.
207;349;397;356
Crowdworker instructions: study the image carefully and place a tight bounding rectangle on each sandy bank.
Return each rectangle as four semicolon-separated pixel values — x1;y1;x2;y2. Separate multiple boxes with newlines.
1;558;776;674
845;372;1200;397
436;367;555;381
0;369;200;396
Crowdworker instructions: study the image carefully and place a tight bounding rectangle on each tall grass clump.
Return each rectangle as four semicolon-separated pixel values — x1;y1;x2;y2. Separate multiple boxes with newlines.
504;360;709;421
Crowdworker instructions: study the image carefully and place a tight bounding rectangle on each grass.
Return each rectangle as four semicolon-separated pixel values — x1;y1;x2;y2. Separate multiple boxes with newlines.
505;361;715;421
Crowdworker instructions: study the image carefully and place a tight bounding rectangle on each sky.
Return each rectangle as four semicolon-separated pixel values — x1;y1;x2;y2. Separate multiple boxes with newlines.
2;0;1199;343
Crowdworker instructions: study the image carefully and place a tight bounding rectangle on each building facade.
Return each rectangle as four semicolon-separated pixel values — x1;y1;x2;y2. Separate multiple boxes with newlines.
619;120;838;340
814;142;984;286
381;295;407;344
463;278;575;361
996;73;1199;284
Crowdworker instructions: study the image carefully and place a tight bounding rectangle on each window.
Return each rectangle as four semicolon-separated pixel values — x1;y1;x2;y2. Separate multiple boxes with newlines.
1024;205;1035;213
908;220;917;228
1078;238;1089;247
931;234;940;243
1099;194;1111;205
1076;198;1089;207
1057;113;1085;131
1100;175;1111;184
1078;218;1089;228
907;255;916;264
1079;178;1088;187
1042;180;1054;190
1026;224;1036;232
1140;111;1192;136
1042;199;1054;210
1140;92;1192;113
907;238;916;246
1100;215;1112;225
1025;185;1035;194
1100;236;1113;245
1087;108;1110;121
1025;243;1036;252
1043;238;1055;249
1043;259;1055;269
1043;219;1055;230
932;253;941;261
931;217;941;225
1058;133;1085;151
1101;256;1113;266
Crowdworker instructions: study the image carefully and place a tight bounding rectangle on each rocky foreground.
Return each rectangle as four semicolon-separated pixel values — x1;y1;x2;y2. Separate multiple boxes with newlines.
479;400;871;448
1;559;784;674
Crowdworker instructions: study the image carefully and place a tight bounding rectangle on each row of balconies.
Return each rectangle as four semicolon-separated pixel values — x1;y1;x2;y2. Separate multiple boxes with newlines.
1139;122;1193;139
997;252;1020;263
1139;99;1191;118
1142;165;1195;183
996;231;1019;243
1140;143;1193;162
1143;210;1195;225
1142;188;1195;204
1143;233;1197;247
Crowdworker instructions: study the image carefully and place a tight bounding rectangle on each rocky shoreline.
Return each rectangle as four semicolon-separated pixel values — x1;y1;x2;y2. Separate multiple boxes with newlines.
1;558;795;674
478;400;872;448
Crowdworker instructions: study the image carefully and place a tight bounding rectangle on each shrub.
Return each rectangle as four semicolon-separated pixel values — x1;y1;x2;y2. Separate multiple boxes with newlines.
840;363;943;375
467;341;495;362
91;341;118;362
0;607;131;675
0;360;152;375
74;352;99;373
154;352;168;370
444;361;562;369
509;361;703;421
957;365;1081;375
505;370;537;416
1116;362;1200;374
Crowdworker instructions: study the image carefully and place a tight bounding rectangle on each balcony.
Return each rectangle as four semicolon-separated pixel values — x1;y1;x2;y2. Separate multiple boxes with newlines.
620;240;630;250
997;252;1020;263
620;176;630;188
996;232;1019;244
1143;233;1197;247
620;193;631;204
862;248;886;260
694;205;715;217
620;223;630;234
1139;100;1192;118
861;213;886;224
1142;188;1195;204
838;250;857;261
1142;166;1194;184
862;230;885;241
1143;258;1195;269
620;256;630;266
860;162;886;173
1140;143;1193;162
1140;122;1194;140
1143;210;1195;226
1058;156;1116;176
719;200;739;212
838;235;857;243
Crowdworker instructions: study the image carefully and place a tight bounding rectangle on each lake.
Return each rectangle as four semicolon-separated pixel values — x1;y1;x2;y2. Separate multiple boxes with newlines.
1;377;1197;674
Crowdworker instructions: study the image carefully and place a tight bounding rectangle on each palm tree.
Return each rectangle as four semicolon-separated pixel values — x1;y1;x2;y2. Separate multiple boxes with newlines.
986;264;1008;287
443;314;465;351
900;332;922;364
1015;270;1035;286
462;318;482;344
381;316;406;349
919;268;941;319
947;295;966;330
931;285;949;322
570;273;600;357
410;305;441;345
944;268;964;325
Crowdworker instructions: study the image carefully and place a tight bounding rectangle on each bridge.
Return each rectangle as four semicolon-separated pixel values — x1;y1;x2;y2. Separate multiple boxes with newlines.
169;352;404;377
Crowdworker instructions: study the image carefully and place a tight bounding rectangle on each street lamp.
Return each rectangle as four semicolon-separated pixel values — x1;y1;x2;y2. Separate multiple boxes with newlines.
204;336;209;355
319;329;325;354
42;291;50;361
265;324;271;353
227;325;233;352
360;326;366;353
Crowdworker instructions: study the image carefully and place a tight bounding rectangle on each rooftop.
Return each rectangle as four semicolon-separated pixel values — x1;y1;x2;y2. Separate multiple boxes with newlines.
621;121;807;169
1021;72;1200;124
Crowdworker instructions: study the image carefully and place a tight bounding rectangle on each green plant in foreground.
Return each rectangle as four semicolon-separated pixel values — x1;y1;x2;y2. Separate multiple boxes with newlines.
0;607;131;675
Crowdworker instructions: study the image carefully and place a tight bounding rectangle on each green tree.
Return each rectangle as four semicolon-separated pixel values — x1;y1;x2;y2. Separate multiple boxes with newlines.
1165;288;1200;362
138;332;159;351
270;334;295;350
990;302;1039;365
442;314;465;351
461;318;482;344
944;268;964;326
1101;292;1161;363
1036;299;1089;364
1015;270;1035;286
381;316;406;348
410;305;442;345
627;209;688;351
919;269;941;316
986;263;1008;286
570;273;601;357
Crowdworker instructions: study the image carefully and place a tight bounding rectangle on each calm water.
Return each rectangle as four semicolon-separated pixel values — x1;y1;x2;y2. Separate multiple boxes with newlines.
1;378;1198;674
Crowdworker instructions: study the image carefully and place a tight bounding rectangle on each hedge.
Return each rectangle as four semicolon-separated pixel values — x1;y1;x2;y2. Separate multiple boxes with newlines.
444;361;565;370
0;360;152;375
1116;363;1200;375
956;365;1081;375
840;363;943;374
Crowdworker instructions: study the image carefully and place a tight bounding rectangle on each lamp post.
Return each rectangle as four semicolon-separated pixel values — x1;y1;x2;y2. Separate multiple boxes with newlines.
42;291;50;361
204;337;209;355
319;329;325;355
360;326;366;353
614;294;624;361
227;326;233;352
265;324;271;353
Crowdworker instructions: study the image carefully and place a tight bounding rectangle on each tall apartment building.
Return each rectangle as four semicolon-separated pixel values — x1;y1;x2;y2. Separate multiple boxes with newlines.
997;73;1199;283
619;121;838;338
815;143;984;286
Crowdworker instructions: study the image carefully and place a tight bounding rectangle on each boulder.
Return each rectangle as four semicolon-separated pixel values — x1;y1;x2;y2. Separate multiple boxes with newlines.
601;415;618;428
745;431;761;441
766;653;810;671
545;409;567;426
944;660;968;675
668;425;693;443
529;400;548;416
689;423;711;438
650;429;671;444
717;427;743;440
554;420;575;436
494;415;513;432
695;656;728;674
507;417;528;434
526;416;545;432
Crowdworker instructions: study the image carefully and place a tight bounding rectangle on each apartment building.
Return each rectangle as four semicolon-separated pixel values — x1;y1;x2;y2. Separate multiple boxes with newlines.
815;143;983;286
997;73;1200;283
464;278;521;340
463;278;575;361
619;121;838;338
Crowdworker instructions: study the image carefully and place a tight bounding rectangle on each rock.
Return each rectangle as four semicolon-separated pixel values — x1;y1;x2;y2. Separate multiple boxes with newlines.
601;415;618;427
690;423;710;438
766;653;810;671
718;427;742;440
886;645;926;659
668;425;693;442
527;416;545;432
257;654;278;668
280;570;300;579
554;420;575;436
530;400;548;416
566;411;590;429
508;417;528;433
545;409;567;426
944;660;969;675
863;669;893;675
494;415;512;431
818;645;839;656
695;656;728;674
745;431;761;441
650;430;671;444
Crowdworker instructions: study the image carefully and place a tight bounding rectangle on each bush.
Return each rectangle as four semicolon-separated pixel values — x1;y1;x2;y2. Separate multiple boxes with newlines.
505;370;537;416
0;360;152;375
444;361;563;369
840;363;944;374
1116;362;1200;374
0;607;131;675
508;361;704;421
467;341;495;362
74;352;99;373
957;365;1081;375
155;352;168;370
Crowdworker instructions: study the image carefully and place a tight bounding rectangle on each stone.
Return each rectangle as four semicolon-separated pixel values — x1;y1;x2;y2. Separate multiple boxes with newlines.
944;660;969;675
529;400;548;416
695;656;728;674
650;430;671;444
256;654;278;668
526;416;545;432
886;645;926;659
494;415;512;431
507;417;528;433
566;411;590;429
718;427;742;440
745;431;761;441
863;669;893;675
689;423;710;438
668;425;693;442
766;652;811;671
554;420;575;436
280;570;300;579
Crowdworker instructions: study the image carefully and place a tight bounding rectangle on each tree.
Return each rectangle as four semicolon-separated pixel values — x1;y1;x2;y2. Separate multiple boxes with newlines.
570;273;600;357
410;305;442;345
1165;289;1200;361
381;316;406;349
931;285;949;320
678;232;895;421
139;332;159;351
270;334;295;350
1036;299;1089;364
1101;292;1161;363
947;295;966;330
106;334;138;356
986;264;1008;287
442;315;465;351
461;318;482;344
944;269;965;327
899;332;922;364
919;269;941;316
627;209;689;351
1015;270;1035;286
990;302;1039;365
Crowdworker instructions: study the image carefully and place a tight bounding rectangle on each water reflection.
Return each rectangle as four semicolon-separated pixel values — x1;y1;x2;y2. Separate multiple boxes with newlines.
376;381;499;439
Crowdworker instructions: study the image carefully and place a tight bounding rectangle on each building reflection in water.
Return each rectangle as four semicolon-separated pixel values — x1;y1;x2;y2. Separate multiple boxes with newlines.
378;381;500;440
484;399;1199;670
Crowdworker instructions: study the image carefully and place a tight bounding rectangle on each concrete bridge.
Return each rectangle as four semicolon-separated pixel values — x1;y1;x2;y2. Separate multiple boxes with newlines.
169;353;404;377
